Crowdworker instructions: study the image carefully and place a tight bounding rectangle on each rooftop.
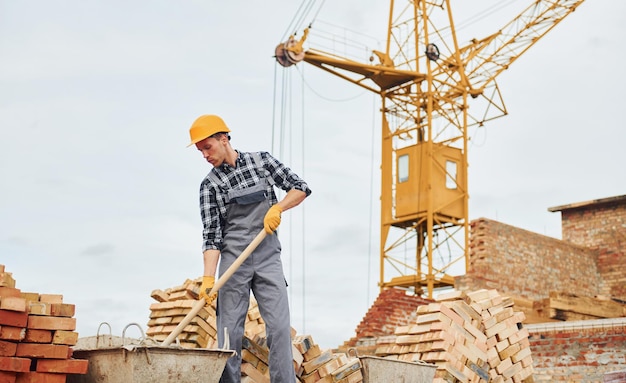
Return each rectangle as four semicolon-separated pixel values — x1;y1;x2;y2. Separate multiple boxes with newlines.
548;194;626;212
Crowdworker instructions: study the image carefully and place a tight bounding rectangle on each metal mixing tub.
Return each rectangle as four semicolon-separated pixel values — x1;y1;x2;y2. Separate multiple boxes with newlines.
68;322;234;383
359;355;436;383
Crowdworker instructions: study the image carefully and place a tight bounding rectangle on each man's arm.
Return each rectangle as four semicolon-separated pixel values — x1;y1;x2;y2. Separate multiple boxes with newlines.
276;189;307;212
203;249;220;277
264;189;307;234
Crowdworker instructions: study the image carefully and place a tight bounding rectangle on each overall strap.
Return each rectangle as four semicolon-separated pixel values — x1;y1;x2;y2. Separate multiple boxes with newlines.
251;152;275;186
207;170;225;189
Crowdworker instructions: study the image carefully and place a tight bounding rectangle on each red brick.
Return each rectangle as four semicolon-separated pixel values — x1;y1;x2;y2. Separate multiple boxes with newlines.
0;341;17;357
0;357;31;373
0;328;25;342
0;288;21;299
23;330;52;344
35;359;88;374
50;332;76;347
0;311;28;328
0;275;15;289
37;296;62;305
0;370;17;383
0;298;26;313
26;302;50;316
15;372;66;383
26;317;75;332
49;305;74;319
15;344;70;360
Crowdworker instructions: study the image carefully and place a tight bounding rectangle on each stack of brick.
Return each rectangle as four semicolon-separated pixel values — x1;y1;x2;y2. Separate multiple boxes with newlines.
147;278;363;383
146;277;217;348
290;335;362;383
375;289;534;383
241;329;362;383
0;264;88;383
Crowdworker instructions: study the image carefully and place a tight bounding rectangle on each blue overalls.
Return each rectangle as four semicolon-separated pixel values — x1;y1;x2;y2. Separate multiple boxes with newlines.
210;155;296;383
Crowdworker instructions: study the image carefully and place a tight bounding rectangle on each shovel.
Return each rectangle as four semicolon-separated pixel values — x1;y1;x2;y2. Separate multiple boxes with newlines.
161;229;267;346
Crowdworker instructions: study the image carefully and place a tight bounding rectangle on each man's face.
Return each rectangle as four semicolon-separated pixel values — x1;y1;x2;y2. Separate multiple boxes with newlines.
195;135;227;167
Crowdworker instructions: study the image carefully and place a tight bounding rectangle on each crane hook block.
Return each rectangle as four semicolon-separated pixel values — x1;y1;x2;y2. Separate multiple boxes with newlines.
275;38;303;67
274;38;304;67
275;29;309;67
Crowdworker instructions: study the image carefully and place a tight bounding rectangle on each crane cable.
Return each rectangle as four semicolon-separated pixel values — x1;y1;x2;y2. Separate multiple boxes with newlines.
270;1;524;314
280;0;326;43
272;60;305;331
272;0;385;331
272;0;325;333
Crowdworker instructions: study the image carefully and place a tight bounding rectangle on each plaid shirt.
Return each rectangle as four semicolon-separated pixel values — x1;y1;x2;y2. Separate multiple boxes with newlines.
199;150;311;251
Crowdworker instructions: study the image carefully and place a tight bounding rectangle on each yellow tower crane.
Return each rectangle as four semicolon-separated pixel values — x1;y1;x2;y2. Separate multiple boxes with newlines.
276;0;586;298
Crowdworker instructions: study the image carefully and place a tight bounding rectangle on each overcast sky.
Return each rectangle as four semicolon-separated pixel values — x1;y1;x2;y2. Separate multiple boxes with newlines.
2;1;625;350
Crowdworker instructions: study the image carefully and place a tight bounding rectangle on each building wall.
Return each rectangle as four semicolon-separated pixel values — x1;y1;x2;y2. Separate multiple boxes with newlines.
455;218;607;301
342;198;626;381
527;319;626;382
559;202;626;300
340;287;432;353
453;214;626;381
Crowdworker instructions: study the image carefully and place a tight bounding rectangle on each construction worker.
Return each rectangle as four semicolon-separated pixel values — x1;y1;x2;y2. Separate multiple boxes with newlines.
188;114;311;383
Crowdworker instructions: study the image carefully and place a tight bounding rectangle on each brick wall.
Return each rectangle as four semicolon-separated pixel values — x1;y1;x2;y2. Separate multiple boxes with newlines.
559;201;626;300
527;319;626;382
340;287;431;352
455;218;607;301
341;200;626;380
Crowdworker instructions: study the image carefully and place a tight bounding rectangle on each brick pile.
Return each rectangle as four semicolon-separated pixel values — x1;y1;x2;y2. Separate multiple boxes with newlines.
147;277;362;383
375;289;534;383
0;264;88;383
147;277;217;348
292;336;362;383
242;330;362;383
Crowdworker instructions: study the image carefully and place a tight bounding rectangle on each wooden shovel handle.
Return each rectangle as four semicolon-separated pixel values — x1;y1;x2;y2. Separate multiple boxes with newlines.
161;230;267;346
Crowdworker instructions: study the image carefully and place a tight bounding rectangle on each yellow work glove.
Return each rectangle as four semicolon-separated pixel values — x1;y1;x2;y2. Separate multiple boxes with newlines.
199;276;216;304
263;204;283;234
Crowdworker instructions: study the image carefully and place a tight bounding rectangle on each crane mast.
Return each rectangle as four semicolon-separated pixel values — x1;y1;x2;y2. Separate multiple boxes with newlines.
276;0;586;298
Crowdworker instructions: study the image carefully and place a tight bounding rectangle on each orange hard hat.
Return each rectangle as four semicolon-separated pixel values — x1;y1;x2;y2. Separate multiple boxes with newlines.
187;114;231;147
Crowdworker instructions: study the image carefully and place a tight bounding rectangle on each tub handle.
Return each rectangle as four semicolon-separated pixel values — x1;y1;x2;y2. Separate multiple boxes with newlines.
95;322;113;349
121;323;152;365
122;322;146;346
